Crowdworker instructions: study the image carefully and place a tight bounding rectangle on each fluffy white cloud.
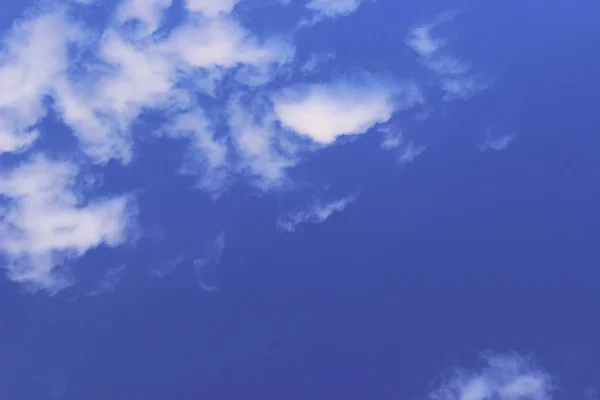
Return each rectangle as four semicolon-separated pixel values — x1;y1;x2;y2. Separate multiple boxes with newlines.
55;13;293;164
430;353;553;400
273;78;417;144
0;0;294;166
161;16;294;70
0;156;135;293
277;194;356;232
0;9;82;154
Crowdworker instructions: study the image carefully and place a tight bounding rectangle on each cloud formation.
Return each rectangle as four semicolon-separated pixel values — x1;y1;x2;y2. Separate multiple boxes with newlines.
430;353;554;400
277;194;356;232
0;0;494;293
0;9;82;154
0;156;135;293
273;78;419;144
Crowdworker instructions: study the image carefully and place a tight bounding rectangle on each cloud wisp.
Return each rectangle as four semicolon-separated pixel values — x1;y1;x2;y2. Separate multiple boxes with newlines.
379;126;426;164
302;0;364;25
277;194;357;232
193;232;226;292
88;264;126;296
480;133;515;152
406;13;491;101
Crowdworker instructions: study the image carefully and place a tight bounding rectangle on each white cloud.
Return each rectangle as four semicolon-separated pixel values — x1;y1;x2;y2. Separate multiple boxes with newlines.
161;16;294;71
480;133;515;151
193;232;225;292
0;156;135;294
273;77;416;145
228;95;299;188
0;9;82;154
430;353;553;400
56;14;294;164
0;0;295;166
0;0;486;295
277;194;356;232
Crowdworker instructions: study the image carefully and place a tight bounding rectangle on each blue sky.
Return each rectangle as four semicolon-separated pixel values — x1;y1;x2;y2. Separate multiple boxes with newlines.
1;0;600;399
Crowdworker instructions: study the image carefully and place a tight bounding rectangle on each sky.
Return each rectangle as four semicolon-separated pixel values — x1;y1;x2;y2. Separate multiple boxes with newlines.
1;0;600;399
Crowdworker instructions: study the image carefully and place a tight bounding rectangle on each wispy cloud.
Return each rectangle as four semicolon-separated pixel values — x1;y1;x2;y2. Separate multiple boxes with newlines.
407;14;491;101
379;126;426;163
228;94;300;189
480;132;515;151
277;194;357;232
301;52;336;75
380;126;404;150
88;264;126;296
193;232;225;292
398;142;426;163
302;0;363;25
430;353;553;400
0;156;135;293
149;255;183;278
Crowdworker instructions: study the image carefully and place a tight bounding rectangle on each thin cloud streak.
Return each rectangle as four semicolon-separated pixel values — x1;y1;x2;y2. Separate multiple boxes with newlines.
277;194;357;232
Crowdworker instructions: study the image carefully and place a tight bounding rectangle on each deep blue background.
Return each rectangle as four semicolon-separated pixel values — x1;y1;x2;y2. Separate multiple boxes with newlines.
2;1;600;399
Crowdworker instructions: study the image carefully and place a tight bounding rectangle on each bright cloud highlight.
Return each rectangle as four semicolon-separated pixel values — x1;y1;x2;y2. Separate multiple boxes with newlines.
273;78;414;144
